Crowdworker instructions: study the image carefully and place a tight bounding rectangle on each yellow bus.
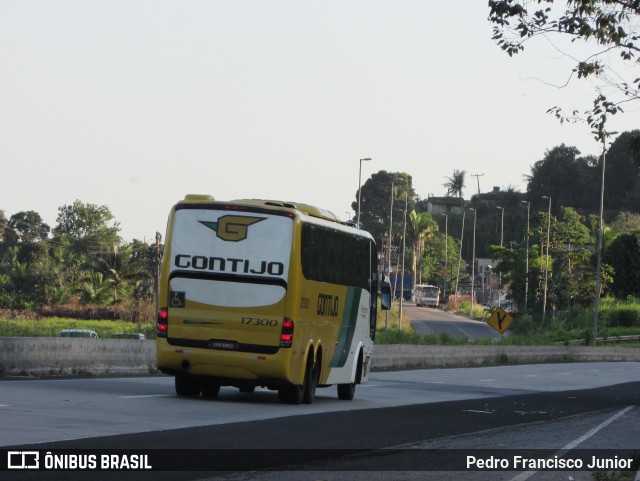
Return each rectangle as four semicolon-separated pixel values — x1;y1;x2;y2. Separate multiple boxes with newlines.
156;195;391;404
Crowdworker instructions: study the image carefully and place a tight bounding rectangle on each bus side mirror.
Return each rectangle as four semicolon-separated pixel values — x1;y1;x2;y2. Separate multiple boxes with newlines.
380;276;392;310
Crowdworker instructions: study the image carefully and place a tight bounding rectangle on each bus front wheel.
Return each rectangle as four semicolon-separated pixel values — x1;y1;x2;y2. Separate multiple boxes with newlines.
337;382;356;400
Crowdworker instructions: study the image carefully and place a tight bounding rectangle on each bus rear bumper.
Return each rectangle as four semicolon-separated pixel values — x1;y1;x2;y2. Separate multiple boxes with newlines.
156;340;294;387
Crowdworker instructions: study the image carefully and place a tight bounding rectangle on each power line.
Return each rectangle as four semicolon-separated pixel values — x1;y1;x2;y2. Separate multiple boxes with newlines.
471;173;484;196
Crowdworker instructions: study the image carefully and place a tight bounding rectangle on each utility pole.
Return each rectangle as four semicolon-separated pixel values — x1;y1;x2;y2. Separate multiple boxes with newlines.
471;173;484;196
399;192;408;328
593;133;616;345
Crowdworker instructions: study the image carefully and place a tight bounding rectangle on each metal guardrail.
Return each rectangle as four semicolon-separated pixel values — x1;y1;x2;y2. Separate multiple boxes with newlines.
557;335;640;345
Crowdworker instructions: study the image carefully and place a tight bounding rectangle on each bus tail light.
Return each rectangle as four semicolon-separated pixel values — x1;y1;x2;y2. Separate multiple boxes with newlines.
157;308;168;338
280;318;294;348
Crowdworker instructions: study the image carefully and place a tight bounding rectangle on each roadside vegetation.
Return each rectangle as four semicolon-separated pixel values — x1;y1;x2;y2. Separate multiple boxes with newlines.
2;296;639;346
2;132;640;347
374;297;640;347
0;317;156;339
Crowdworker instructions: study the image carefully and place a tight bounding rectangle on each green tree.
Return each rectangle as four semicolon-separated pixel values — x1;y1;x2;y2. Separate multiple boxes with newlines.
609;211;640;233
354;170;415;247
488;0;639;140
600;130;640;209
604;230;640;297
526;145;597;213
53;200;121;254
408;210;438;287
490;245;529;311
551;208;598;307
98;242;153;302
496;206;606;312
421;232;462;294
443;169;466;199
80;271;115;306
0;209;7;243
2;211;50;264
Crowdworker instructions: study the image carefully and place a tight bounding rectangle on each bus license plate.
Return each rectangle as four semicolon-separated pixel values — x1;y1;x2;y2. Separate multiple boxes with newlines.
208;339;238;351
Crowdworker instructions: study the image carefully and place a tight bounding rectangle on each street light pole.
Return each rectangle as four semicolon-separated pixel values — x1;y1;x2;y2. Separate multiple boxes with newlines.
542;196;551;322
496;206;504;308
357;157;371;228
522;201;530;313
383;232;389;330
470;208;477;317
454;210;465;307
399;191;408;327
388;178;396;300
388;176;403;306
443;214;448;308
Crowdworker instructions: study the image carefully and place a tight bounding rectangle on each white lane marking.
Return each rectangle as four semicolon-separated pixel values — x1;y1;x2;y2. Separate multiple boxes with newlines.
0;405;9;407
478;379;495;382
509;405;636;481
118;394;172;399
462;410;493;414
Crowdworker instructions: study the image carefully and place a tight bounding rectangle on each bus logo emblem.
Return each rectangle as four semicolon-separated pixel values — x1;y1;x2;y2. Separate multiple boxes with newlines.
199;216;265;242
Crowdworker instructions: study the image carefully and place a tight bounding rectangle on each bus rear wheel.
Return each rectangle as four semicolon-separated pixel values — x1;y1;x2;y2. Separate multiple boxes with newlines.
279;353;317;405
175;375;200;397
278;385;303;404
201;383;220;399
302;356;318;404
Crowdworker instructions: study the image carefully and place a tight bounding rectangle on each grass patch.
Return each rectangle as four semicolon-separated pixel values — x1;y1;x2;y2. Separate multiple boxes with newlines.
0;317;156;339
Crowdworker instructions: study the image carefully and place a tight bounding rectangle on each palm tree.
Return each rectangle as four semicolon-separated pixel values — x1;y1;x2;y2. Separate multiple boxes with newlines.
81;271;114;306
100;243;152;301
444;170;467;304
443;170;466;199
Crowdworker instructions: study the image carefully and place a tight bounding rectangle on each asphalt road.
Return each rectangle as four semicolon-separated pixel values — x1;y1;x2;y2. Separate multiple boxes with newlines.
2;362;639;480
406;304;504;341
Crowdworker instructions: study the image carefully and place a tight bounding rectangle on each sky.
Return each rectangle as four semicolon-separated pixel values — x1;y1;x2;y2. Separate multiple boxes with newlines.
2;0;639;242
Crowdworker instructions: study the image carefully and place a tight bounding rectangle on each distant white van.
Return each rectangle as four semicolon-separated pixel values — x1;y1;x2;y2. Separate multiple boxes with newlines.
59;329;99;339
414;284;440;308
113;332;145;340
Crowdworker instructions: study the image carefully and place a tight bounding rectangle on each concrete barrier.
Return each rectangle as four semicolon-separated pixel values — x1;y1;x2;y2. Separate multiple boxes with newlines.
0;337;156;377
0;338;638;377
372;344;640;371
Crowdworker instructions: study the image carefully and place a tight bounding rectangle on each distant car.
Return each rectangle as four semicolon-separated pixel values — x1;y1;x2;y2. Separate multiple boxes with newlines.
59;329;99;339
112;333;146;340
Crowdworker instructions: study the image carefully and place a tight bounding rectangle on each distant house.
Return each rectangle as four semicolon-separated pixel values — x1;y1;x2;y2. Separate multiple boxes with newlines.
425;196;466;216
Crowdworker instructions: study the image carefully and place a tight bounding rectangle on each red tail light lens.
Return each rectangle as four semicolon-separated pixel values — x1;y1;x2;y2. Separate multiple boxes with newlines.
157;308;168;338
280;318;294;348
